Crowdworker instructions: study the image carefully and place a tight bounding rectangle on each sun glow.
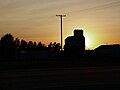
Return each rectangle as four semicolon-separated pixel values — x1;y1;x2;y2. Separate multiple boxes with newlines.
84;35;98;50
85;37;91;48
84;33;95;49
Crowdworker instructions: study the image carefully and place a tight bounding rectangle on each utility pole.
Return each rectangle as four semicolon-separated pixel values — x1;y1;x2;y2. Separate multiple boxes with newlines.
56;14;66;50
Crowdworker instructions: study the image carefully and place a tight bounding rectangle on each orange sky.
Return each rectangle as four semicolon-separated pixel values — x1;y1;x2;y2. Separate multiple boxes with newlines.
0;0;120;49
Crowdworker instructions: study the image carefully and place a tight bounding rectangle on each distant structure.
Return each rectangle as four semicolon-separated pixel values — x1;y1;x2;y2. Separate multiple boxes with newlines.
64;29;85;57
95;44;120;58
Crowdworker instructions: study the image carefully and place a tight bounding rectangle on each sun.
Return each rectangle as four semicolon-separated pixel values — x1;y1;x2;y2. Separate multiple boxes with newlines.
85;36;91;49
84;33;99;49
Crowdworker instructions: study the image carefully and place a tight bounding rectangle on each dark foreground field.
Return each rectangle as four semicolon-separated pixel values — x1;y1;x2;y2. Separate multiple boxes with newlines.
1;58;120;90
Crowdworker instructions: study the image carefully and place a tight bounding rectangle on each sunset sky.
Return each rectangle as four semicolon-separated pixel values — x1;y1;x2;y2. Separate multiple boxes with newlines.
0;0;120;49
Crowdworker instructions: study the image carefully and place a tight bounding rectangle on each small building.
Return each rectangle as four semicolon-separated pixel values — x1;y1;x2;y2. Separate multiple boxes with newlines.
64;29;85;57
95;44;120;58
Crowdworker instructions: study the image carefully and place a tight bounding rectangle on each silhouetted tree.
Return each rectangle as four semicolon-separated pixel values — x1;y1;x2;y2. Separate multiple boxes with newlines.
48;42;61;57
48;42;52;50
19;39;27;51
33;42;37;50
14;38;20;50
48;42;60;51
0;40;1;57
0;33;15;58
37;42;47;50
27;41;33;50
54;43;61;52
0;40;1;48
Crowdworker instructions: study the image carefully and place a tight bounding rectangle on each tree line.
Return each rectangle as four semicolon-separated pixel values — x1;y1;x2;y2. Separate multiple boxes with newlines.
0;33;61;59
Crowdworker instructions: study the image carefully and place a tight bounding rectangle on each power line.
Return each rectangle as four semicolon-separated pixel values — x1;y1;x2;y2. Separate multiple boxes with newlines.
66;1;120;15
37;1;120;25
62;1;120;24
